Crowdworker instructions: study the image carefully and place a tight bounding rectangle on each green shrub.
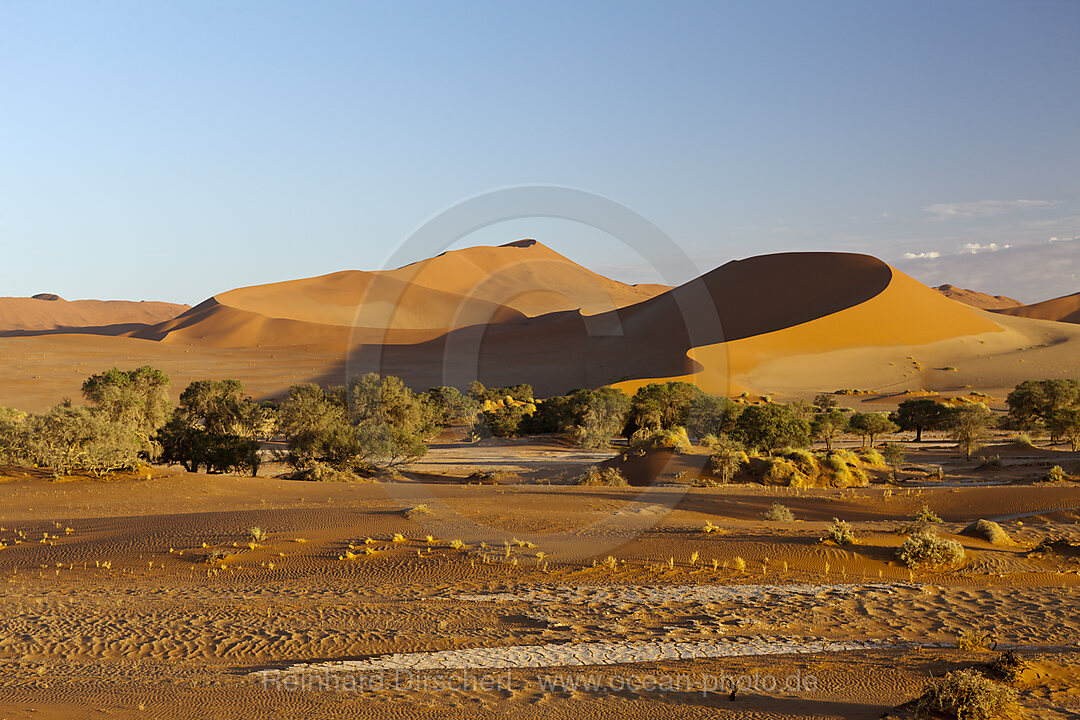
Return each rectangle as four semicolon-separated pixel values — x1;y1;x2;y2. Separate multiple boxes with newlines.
823;518;855;545
916;668;1017;720
896;529;965;569
1012;433;1034;448
708;436;748;483
762;503;795;522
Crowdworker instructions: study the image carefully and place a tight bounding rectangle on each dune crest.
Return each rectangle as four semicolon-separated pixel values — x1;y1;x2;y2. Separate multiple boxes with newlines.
995;291;1080;324
141;241;670;347
934;284;1021;310
0;297;189;334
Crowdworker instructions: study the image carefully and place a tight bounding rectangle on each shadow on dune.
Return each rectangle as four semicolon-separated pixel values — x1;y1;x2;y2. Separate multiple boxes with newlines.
316;253;893;394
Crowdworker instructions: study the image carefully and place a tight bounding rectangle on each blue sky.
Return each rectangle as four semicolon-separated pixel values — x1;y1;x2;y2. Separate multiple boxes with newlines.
2;1;1078;304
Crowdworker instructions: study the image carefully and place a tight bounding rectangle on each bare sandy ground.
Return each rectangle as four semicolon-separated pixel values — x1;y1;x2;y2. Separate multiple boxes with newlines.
2;437;1080;719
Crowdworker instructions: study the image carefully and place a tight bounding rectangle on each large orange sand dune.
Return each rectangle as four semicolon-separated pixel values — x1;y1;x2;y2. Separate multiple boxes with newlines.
0;296;189;335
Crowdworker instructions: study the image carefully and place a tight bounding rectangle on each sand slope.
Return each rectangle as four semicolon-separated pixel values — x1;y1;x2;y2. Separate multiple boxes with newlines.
139;240;670;347
934;284;1021;310
995;291;1080;324
349;252;1028;396
0;297;189;334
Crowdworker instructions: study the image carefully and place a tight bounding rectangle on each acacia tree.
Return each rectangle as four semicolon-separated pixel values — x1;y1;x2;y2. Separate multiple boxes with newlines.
624;382;701;439
810;409;848;452
733;403;811;453
893;399;950;443
948;404;993;460
24;405;142;478
1047;408;1080;451
566;387;630;449
81;366;170;458
158;379;261;475
848;412;899;448
1007;379;1080;435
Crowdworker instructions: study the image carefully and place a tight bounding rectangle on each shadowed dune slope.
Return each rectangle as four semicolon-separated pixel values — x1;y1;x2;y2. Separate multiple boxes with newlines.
137;240;670;347
0;297;189;334
995;291;1080;324
337;252;1005;395
935;284;1021;310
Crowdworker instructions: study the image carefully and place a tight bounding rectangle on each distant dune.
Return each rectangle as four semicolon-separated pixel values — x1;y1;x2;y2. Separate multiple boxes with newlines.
0;296;189;335
135;240;671;347
934;284;1021;310
995;291;1080;324
2;247;1080;411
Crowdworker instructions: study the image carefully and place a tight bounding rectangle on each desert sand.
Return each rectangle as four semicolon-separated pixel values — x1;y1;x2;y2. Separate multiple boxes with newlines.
2;434;1080;718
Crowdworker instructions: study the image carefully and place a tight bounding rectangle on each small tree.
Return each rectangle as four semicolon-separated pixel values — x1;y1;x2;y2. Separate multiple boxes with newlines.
810;409;848;452
733;402;811;453
848;412;899;448
948;404;993;460
566;387;630;449
813;393;839;411
1046;407;1080;451
708;436;747;482
81;366;171;458
1006;379;1080;435
881;442;906;478
893;398;950;442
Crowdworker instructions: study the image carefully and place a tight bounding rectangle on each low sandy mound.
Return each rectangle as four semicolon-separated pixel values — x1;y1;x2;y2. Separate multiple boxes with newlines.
143;241;669;347
0;296;189;334
995;291;1080;324
934;284;1021;310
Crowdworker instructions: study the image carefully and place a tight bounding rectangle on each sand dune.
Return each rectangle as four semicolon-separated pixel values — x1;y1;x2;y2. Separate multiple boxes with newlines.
2;249;1080;411
0;296;188;334
934;284;1021;310
995;291;1080;324
138;240;669;347
345;252;1038;396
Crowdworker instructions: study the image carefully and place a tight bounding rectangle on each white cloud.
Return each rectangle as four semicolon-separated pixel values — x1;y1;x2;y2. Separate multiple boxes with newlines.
963;242;1012;254
903;251;941;259
922;199;1054;221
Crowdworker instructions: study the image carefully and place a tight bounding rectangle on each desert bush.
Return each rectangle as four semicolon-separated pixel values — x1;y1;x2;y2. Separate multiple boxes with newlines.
576;466;628;486
700;433;719;447
763;457;806;487
762;503;795;522
632;426;692;454
914;505;943;524
881;442;906;473
962;519;1010;545
1012;433;1035;448
1044;464;1068;482
823;518;855;545
81;365;171;459
987;650;1027;683
929;464;945;480
896;529;965;569
249;526;267;542
822;452;868;488
300;461;363;482
916;668;1017;720
956;629;995;652
860;448;886;467
403;504;433;519
22;405;144;478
